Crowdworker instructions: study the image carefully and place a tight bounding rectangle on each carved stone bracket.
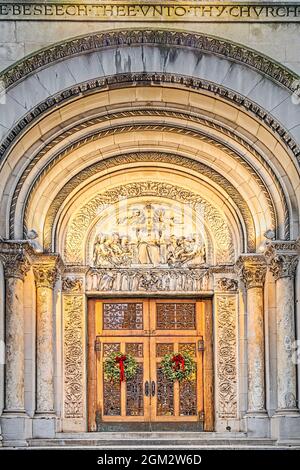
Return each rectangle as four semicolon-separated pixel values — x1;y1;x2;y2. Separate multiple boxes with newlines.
235;254;267;289
62;277;84;294
215;277;238;292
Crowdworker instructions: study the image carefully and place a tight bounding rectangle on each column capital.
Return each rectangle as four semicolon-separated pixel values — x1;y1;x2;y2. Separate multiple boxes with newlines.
235;254;267;289
0;241;35;280
32;255;63;289
264;240;299;281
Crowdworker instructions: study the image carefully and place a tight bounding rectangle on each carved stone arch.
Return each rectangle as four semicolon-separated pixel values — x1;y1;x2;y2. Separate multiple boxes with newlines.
63;181;235;265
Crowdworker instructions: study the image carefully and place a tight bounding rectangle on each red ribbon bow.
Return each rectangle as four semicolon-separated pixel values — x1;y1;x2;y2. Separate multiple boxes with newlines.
115;355;127;382
172;353;185;372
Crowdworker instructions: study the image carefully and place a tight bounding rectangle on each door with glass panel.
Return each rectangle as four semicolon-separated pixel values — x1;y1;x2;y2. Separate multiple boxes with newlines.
89;298;211;430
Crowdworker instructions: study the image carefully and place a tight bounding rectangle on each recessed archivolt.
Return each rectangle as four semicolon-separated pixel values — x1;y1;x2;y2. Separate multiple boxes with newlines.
5;82;293;243
43;152;252;252
63;181;235;265
21;120;278;246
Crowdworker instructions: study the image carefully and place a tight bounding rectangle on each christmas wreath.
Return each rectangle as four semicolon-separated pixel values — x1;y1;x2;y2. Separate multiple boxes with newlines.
161;352;196;382
104;352;138;383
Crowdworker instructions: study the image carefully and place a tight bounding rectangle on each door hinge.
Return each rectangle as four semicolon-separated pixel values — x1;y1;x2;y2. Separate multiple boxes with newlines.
198;338;205;351
198;410;205;421
95;338;101;352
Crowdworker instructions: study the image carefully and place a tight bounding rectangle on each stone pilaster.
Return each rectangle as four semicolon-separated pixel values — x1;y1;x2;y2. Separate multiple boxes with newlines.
236;255;269;437
62;273;86;432
32;255;61;438
213;273;239;432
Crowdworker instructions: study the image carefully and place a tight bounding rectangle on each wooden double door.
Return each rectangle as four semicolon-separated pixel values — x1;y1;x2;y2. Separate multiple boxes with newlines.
88;299;213;431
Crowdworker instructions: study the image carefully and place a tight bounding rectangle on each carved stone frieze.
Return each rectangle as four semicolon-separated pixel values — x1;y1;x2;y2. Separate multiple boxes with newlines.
63;294;84;418
236;255;267;289
62;277;84;294
65;181;234;265
87;268;211;293
215;295;238;419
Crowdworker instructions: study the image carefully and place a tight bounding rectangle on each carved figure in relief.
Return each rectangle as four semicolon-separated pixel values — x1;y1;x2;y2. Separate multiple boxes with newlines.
92;204;206;268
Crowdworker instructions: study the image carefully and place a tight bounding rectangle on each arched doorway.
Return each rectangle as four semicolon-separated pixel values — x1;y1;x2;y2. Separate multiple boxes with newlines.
0;30;299;444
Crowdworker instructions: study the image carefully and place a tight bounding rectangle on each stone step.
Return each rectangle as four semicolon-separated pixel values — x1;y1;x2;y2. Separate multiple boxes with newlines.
27;433;279;448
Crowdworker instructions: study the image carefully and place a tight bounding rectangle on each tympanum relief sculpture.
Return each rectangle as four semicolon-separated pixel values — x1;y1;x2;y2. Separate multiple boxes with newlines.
92;204;206;268
88;203;211;293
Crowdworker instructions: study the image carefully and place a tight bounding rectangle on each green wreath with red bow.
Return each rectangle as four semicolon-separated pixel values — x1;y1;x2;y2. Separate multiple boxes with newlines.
161;352;196;382
104;352;138;383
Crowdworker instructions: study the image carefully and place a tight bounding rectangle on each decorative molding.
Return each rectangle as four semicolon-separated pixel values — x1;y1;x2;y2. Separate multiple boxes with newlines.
215;295;238;419
0;29;297;92
216;277;238;292
64;181;234;264
236;254;267;289
63;294;84;419
62;277;84;294
87;267;211;293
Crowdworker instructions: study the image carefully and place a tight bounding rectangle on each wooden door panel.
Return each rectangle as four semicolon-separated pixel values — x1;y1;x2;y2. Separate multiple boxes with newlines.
96;299;150;336
89;298;211;429
150;299;203;336
150;336;203;422
97;336;150;422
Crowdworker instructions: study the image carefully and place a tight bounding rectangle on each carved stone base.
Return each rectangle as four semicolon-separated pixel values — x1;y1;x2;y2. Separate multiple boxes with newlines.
244;413;270;438
33;414;57;438
1;413;32;446
271;412;300;441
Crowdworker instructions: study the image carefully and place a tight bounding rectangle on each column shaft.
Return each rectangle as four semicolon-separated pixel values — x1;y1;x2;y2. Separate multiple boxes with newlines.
33;260;58;415
5;276;26;412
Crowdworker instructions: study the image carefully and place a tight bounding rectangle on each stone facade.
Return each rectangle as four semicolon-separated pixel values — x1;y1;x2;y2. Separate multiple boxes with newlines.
0;1;300;446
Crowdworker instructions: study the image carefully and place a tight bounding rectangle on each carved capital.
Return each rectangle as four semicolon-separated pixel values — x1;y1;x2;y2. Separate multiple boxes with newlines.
33;256;62;289
216;277;238;292
2;254;30;280
269;254;298;281
236;255;267;289
264;240;299;281
62;277;83;294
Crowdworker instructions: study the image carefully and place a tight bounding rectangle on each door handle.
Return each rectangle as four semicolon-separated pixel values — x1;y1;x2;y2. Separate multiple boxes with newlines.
145;380;150;397
151;380;156;396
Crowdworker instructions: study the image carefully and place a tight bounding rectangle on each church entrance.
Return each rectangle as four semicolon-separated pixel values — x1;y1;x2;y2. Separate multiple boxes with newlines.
88;298;214;431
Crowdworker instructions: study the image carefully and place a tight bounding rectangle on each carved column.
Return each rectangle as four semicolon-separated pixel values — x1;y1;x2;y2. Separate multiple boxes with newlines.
237;255;267;415
269;252;299;412
33;259;59;416
2;254;30;413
